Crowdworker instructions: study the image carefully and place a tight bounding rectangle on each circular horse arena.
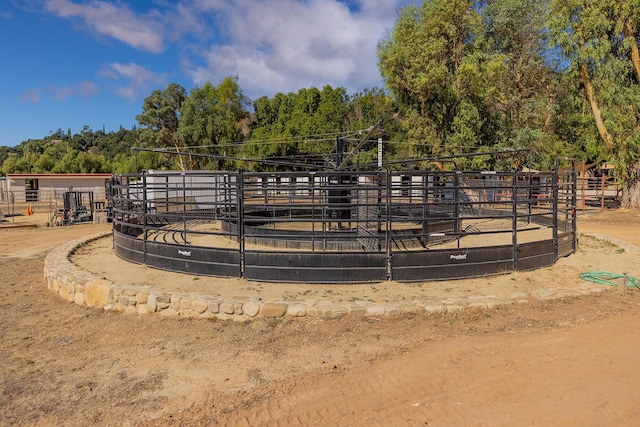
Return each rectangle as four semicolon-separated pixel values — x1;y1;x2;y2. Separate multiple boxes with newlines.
112;170;576;283
111;166;577;284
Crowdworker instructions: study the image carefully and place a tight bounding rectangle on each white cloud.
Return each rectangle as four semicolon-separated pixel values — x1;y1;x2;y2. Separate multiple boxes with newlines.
38;0;410;100
100;62;166;100
20;89;42;104
183;0;404;98
50;85;73;101
44;0;164;52
50;81;100;100
77;80;100;98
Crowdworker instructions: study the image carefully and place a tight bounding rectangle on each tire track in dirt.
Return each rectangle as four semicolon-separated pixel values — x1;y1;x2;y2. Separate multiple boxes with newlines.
220;310;640;426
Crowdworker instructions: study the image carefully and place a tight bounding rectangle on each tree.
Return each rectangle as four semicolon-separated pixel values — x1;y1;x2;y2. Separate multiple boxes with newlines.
244;92;299;171
549;0;640;208
378;0;501;169
484;0;571;169
344;88;404;166
246;86;352;171
136;83;187;170
177;76;249;170
0;146;12;171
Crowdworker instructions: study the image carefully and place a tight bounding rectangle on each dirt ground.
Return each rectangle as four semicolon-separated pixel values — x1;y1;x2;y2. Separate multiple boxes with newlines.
1;207;640;426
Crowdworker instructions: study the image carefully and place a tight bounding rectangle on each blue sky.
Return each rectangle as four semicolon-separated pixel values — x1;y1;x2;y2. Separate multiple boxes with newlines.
0;0;411;147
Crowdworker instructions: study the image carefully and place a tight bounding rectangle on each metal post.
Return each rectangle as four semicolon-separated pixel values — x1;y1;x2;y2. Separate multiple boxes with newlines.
310;172;316;251
238;171;245;277
571;163;577;251
377;127;383;169
422;172;428;245
378;171;384;250
512;169;519;271
552;167;559;262
142;171;148;264
182;172;187;243
580;160;586;214
454;172;460;249
385;169;392;280
601;172;606;212
527;171;532;225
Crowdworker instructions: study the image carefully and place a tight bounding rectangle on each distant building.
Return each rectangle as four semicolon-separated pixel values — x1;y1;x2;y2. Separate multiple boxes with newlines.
5;173;112;205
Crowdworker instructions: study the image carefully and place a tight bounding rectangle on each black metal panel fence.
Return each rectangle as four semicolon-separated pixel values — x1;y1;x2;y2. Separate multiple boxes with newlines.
110;167;577;283
391;245;515;281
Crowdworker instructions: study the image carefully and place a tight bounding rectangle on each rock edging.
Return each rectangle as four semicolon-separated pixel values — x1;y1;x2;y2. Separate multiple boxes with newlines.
44;232;610;321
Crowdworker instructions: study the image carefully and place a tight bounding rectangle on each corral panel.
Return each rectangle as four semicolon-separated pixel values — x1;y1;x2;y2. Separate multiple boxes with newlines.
392;246;514;282
144;241;241;277
113;232;145;264
244;251;387;283
516;239;555;270
557;231;576;258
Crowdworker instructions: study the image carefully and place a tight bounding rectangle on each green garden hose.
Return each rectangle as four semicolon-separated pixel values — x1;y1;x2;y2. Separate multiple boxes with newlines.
580;270;640;289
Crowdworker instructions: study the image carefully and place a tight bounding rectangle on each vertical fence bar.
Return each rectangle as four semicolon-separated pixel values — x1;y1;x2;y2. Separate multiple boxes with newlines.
581;163;586;214
552;166;559;262
237;171;245;277
512;169;519;271
182;172;187;243
600;172;606;212
572;164;577;251
142;171;148;264
422;172;428;245
310;172;316;251
386;169;392;280
526;171;532;225
454;171;460;235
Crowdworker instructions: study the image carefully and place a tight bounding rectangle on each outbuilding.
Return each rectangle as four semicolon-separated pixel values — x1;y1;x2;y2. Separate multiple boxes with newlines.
5;173;112;206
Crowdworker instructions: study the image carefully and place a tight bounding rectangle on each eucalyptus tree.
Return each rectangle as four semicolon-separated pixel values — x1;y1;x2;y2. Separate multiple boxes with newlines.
549;0;640;208
246;92;302;171
136;83;187;170
246;86;351;171
298;85;350;157
483;0;573;169
378;0;503;169
177;76;250;170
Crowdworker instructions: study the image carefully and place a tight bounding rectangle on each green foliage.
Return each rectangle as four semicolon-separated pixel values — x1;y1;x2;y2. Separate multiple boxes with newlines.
549;0;640;203
0;146;11;170
0;127;140;175
136;83;187;169
378;0;503;169
178;76;249;170
244;85;401;171
3;0;640;197
245;86;351;171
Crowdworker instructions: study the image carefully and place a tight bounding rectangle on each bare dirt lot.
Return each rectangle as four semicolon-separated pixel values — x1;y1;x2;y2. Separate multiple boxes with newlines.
1;208;640;426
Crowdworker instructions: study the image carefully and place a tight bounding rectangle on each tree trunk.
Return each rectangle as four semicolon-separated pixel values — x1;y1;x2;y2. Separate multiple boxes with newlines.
623;20;640;83
172;141;186;171
621;160;640;209
580;62;615;150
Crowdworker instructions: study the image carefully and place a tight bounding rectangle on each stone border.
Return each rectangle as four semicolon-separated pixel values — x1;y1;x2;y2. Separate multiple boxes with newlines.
44;232;610;321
